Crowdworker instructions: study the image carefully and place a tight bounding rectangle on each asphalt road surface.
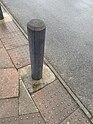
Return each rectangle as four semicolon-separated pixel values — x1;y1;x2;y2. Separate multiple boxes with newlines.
1;0;93;115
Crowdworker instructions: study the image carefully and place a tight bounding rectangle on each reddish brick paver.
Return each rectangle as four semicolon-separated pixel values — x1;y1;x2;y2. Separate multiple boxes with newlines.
19;113;45;124
0;98;18;119
0;21;19;39
32;80;78;124
0;116;18;124
0;113;45;124
0;68;19;99
1;32;28;50
61;108;91;124
8;45;30;69
0;48;14;68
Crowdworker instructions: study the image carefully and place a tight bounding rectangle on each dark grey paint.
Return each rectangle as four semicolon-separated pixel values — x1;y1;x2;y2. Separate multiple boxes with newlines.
27;19;46;80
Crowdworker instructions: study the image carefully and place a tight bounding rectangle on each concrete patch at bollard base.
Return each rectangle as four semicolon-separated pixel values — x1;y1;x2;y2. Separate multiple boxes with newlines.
19;64;56;93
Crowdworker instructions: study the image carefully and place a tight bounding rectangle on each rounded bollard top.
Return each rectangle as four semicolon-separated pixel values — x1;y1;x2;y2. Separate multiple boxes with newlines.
27;19;46;31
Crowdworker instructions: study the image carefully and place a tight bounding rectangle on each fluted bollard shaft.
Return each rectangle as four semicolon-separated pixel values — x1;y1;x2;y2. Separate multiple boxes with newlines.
27;19;46;80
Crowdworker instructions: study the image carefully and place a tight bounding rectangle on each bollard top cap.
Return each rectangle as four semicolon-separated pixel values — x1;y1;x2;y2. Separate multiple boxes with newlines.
27;19;46;31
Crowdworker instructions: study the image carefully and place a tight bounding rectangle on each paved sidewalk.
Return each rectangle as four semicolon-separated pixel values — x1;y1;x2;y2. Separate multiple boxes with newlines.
0;10;92;124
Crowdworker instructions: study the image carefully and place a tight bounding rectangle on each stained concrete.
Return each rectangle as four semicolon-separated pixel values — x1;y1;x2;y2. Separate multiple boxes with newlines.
19;80;38;115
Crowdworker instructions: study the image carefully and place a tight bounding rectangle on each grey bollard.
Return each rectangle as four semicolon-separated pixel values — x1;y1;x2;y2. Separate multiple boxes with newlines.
0;5;4;20
27;19;46;80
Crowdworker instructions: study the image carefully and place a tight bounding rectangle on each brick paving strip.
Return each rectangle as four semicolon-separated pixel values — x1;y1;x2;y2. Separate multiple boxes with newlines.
0;68;19;99
0;9;92;124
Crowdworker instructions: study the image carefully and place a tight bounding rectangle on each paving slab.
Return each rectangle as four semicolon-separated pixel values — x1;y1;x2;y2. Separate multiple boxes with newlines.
19;80;38;115
1;32;28;50
0;20;19;39
0;68;19;99
8;45;30;68
0;48;14;68
61;108;91;124
19;64;55;93
32;80;78;124
19;113;45;124
0;98;18;119
0;116;18;124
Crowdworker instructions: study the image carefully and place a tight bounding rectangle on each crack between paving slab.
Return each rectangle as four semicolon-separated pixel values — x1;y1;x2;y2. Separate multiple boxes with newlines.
0;36;16;69
19;112;40;116
58;108;79;124
20;80;39;112
0;39;18;69
1;40;30;70
59;108;92;124
0;67;15;69
0;96;19;101
31;94;47;124
1;1;92;120
0;115;18;120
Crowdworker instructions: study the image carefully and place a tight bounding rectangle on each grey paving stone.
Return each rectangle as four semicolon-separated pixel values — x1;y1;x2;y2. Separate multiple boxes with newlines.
0;98;18;119
32;80;78;124
19;80;38;115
